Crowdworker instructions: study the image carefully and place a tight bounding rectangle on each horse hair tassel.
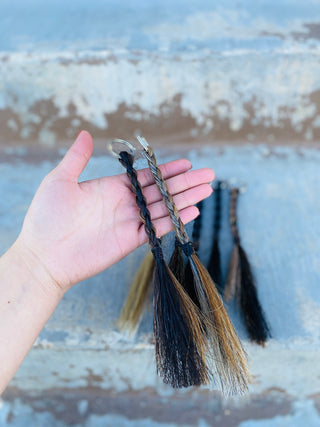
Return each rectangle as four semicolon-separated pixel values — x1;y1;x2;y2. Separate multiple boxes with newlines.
118;150;211;388
225;188;271;346
138;137;250;395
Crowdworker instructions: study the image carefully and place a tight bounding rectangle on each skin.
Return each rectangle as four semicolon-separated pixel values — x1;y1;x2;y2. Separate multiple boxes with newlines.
0;131;215;394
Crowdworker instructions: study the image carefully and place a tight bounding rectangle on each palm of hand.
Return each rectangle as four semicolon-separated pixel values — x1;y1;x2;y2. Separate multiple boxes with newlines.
17;131;214;292
20;172;143;289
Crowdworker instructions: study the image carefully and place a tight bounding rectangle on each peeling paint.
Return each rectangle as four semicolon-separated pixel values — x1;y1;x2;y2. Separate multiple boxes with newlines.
1;2;320;145
1;51;320;144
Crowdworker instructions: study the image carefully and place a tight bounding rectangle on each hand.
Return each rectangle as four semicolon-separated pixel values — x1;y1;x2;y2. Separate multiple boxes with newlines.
16;131;214;293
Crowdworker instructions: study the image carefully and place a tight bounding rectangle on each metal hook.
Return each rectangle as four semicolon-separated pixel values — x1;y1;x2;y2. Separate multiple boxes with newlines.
136;135;154;156
107;135;154;161
108;138;136;158
107;138;147;160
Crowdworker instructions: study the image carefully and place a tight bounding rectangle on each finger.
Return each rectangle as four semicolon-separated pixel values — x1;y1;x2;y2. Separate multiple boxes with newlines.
137;159;192;187
57;131;94;181
138;206;200;244
98;158;193;189
148;184;213;221
143;168;215;206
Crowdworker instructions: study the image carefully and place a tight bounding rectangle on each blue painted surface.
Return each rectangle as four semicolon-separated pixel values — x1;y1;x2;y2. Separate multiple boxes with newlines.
1;0;320;53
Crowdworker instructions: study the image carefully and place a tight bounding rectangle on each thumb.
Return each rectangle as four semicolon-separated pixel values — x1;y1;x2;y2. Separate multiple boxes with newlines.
57;131;94;181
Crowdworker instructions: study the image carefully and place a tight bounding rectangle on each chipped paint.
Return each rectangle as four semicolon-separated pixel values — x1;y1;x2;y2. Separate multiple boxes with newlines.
1;51;320;144
1;0;320;145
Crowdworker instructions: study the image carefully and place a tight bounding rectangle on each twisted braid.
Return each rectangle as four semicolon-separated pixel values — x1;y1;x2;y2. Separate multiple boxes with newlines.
142;147;190;246
119;151;161;252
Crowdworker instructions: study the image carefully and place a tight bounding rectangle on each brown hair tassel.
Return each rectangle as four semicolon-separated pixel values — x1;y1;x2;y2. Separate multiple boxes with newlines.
225;188;271;346
137;136;250;395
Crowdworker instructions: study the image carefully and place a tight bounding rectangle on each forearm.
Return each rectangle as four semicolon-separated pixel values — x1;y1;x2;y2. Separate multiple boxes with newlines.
0;239;64;394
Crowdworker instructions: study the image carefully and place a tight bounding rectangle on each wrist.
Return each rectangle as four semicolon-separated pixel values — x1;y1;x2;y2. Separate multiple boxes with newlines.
6;238;66;301
0;237;65;393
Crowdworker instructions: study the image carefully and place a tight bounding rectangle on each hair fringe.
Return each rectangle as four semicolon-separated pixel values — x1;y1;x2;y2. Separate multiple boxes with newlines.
153;256;211;388
189;253;250;395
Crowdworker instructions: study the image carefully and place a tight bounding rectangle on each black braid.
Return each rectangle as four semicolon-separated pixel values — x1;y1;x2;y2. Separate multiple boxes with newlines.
119;151;160;250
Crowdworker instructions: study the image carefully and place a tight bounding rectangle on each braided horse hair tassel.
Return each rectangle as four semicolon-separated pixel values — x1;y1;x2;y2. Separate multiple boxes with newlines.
207;181;223;293
225;188;271;346
117;249;154;333
118;150;211;388
137;137;250;395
